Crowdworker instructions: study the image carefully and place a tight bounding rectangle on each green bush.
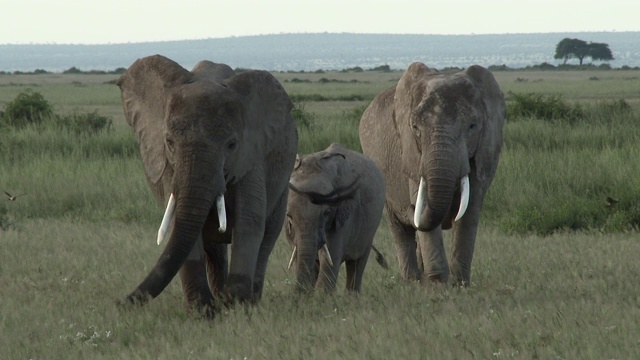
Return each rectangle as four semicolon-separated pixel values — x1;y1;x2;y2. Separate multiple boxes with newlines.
291;101;316;129
55;109;113;135
1;89;53;128
63;66;82;74
369;65;392;72
1;91;113;136
506;92;583;123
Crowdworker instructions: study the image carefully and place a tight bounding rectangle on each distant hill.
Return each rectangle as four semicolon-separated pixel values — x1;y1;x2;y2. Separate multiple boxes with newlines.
1;32;638;72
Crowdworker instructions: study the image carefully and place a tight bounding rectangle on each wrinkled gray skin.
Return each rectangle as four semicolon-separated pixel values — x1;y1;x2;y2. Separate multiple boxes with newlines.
359;63;504;286
286;143;385;292
117;55;297;316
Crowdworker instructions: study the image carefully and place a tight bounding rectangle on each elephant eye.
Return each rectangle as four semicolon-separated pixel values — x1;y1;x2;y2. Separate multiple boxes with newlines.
165;138;175;152
226;139;237;152
411;121;421;138
294;154;301;170
286;215;294;235
468;123;479;134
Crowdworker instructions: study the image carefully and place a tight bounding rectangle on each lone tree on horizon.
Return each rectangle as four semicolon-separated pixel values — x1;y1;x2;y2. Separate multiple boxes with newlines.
554;38;614;65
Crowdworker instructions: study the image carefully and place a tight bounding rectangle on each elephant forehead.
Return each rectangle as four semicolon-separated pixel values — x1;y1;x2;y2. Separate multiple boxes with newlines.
170;84;241;114
429;76;477;102
290;160;336;195
166;87;243;133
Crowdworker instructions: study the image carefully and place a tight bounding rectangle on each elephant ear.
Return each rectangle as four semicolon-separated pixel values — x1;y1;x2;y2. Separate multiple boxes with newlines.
117;55;193;184
394;62;440;178
222;70;293;182
324;143;359;199
464;65;505;184
191;60;236;82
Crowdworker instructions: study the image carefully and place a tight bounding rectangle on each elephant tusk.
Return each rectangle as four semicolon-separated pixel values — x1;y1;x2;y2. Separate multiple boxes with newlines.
287;246;297;270
216;195;227;233
157;193;176;245
321;244;334;267
414;177;427;228
455;175;470;222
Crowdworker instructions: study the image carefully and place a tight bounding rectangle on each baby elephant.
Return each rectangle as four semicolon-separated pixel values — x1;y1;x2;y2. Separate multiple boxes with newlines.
286;143;387;292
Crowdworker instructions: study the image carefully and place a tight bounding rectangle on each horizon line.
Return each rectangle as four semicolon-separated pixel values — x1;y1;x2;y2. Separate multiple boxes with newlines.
0;30;635;46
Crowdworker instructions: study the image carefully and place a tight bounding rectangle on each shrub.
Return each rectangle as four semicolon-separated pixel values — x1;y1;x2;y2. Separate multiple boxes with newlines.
488;64;510;71
594;99;631;114
291;101;316;129
506;92;583;123
340;66;364;73
1;89;53;127
56;109;113;135
289;78;311;83
63;66;83;74
369;65;392;72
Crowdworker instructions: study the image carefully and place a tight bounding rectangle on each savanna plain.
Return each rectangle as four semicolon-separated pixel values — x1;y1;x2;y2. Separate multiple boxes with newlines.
1;67;640;359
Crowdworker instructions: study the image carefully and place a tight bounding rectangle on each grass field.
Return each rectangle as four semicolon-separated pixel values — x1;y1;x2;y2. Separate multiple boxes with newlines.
1;67;640;359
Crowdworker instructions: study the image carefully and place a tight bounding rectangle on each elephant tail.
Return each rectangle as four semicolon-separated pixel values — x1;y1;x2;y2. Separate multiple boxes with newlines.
371;245;389;270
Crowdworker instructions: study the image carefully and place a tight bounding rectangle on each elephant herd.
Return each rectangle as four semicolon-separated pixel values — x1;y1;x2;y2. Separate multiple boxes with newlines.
116;54;505;318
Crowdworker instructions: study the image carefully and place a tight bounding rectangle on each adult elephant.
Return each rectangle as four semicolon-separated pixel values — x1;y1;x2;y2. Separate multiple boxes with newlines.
116;55;297;316
359;62;504;286
286;143;387;292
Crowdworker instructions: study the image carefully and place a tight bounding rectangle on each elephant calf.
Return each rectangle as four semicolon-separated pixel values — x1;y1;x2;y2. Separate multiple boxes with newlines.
285;143;387;292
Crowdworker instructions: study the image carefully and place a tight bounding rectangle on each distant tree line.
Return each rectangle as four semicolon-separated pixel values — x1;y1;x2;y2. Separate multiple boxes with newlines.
0;67;127;75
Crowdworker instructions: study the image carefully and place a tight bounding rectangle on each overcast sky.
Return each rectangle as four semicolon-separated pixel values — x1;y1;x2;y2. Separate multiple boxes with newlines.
1;0;637;44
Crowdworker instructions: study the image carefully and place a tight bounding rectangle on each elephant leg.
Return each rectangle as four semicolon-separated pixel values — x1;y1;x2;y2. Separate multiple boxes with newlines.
203;242;228;300
251;189;288;302
416;226;449;284
316;247;342;292
416;241;424;274
178;235;215;315
449;188;485;286
345;259;357;291
227;175;267;303
345;250;370;292
385;205;420;281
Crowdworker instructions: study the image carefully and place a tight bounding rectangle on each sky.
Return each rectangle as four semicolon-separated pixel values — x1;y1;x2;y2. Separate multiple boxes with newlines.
1;0;638;45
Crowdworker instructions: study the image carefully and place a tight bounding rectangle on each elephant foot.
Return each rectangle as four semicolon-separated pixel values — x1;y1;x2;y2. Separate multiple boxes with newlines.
224;274;254;305
424;272;449;285
450;277;471;288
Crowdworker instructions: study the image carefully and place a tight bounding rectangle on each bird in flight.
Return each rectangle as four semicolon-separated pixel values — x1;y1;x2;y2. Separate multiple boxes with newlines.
4;191;27;201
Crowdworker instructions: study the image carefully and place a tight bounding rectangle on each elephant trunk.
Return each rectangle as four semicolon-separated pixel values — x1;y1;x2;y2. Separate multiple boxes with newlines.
294;232;323;291
414;140;458;232
127;152;222;303
128;195;212;301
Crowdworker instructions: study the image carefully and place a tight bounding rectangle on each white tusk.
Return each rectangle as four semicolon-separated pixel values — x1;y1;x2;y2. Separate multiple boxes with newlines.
287;246;297;270
216;195;227;233
455;175;470;222
414;177;427;228
157;193;176;245
321;244;334;267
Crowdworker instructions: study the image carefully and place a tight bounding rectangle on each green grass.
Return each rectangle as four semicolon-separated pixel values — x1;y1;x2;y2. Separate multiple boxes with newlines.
1;69;640;358
1;221;639;359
